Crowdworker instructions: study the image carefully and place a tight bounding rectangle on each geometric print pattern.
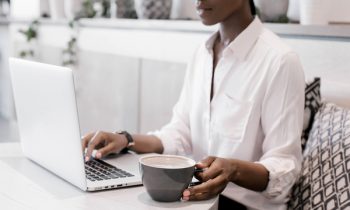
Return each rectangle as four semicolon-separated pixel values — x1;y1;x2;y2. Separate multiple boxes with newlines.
116;0;137;18
288;103;350;210
137;0;172;19
302;78;322;151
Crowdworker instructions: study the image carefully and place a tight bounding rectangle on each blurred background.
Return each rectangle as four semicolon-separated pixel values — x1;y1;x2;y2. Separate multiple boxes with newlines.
1;0;350;142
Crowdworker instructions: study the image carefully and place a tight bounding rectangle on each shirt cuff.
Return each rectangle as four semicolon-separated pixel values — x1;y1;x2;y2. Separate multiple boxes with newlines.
257;158;298;200
147;130;177;155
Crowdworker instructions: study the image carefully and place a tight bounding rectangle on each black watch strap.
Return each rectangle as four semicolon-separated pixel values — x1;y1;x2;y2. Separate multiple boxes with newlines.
118;131;134;153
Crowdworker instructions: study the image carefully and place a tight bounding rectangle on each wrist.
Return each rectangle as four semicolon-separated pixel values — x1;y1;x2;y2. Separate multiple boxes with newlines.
117;131;135;152
229;159;240;183
120;133;128;148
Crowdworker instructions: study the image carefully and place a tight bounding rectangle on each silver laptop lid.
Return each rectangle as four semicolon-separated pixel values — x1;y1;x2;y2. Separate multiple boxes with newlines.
9;58;87;191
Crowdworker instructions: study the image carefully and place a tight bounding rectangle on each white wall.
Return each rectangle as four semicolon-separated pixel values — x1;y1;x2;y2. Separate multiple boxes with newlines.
283;37;350;108
6;21;350;134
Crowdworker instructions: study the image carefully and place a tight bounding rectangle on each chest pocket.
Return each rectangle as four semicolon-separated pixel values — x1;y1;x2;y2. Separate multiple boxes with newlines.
213;93;254;141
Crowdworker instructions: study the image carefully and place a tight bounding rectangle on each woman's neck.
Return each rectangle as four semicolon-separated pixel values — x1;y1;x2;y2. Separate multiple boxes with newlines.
218;8;254;47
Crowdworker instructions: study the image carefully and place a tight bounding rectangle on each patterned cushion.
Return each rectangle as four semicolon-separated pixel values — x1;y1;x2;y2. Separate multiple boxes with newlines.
288;103;350;210
135;0;172;19
302;78;322;150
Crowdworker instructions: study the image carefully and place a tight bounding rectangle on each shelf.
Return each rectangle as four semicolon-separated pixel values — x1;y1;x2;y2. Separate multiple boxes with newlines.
7;18;350;39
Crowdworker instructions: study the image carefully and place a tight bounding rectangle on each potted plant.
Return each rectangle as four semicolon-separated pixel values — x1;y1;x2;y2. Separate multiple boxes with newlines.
119;0;137;18
18;20;39;59
170;0;198;20
134;0;172;19
287;0;300;22
64;0;83;19
300;0;330;25
48;0;66;19
0;0;10;17
254;0;289;22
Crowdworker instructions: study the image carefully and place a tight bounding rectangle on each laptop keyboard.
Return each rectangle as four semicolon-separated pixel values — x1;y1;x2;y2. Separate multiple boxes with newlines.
85;159;134;182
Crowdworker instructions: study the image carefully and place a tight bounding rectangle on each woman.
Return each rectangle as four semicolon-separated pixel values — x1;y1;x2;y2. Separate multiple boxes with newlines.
83;0;305;209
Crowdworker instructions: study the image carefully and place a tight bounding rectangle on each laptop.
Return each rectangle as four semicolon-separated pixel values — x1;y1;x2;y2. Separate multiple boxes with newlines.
9;57;142;191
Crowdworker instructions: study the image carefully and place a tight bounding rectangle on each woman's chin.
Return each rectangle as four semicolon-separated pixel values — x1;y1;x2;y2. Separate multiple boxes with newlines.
199;19;218;26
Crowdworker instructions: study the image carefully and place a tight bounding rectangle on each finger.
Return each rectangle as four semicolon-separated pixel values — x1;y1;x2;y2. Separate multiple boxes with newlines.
184;177;226;201
86;131;107;161
196;156;215;168
187;177;223;195
96;142;116;159
185;180;211;196
183;192;210;201
198;161;222;182
195;157;217;182
183;182;211;201
81;132;95;151
197;169;221;182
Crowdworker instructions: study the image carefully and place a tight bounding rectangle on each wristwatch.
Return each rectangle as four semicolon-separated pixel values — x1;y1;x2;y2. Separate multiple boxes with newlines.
117;131;135;153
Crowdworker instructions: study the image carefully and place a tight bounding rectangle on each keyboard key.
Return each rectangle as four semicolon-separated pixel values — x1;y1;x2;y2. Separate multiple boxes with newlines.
85;159;134;181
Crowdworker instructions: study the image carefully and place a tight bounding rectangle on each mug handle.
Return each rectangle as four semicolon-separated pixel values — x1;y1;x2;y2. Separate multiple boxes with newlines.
189;168;206;187
194;168;205;173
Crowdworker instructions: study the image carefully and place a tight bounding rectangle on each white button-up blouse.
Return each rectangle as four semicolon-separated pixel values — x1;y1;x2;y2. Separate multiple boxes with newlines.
151;17;305;210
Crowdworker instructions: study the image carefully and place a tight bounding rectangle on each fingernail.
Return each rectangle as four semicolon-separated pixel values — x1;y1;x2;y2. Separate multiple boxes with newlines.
183;190;190;197
96;152;101;159
85;156;89;162
182;196;189;201
92;150;97;158
197;161;203;165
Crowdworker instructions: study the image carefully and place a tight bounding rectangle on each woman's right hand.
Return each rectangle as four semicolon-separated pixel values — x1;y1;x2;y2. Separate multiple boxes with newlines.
82;131;128;162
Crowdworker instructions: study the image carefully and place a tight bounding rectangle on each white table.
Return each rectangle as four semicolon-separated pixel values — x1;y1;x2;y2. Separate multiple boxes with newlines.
0;142;218;210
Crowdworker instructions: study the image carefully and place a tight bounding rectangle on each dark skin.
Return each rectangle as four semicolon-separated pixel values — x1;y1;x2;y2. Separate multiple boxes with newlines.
83;0;269;202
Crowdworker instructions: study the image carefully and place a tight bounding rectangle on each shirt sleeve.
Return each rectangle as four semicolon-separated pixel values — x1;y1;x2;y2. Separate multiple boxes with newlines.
147;55;196;156
258;52;305;203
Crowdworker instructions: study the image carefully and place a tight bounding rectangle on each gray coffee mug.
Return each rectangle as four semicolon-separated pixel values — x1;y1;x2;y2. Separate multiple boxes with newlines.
139;155;197;202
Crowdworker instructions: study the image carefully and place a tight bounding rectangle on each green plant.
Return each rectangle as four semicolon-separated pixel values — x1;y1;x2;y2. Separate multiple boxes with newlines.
62;20;79;66
101;0;111;17
75;0;97;18
63;0;110;66
74;0;113;19
62;37;77;66
276;15;289;24
18;20;39;58
80;0;96;18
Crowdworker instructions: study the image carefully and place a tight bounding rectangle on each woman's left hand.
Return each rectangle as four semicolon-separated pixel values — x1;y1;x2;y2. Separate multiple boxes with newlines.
182;156;237;201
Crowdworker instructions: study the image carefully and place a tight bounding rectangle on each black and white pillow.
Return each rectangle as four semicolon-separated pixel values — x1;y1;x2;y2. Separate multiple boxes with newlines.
302;78;322;150
288;103;350;210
